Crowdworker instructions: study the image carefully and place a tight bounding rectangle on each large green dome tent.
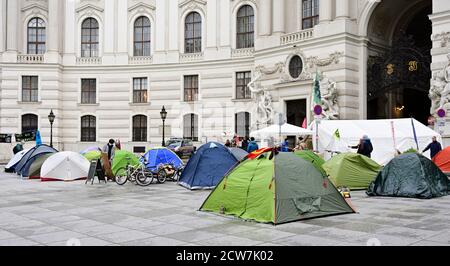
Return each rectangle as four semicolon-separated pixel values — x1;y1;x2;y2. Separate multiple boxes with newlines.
322;153;382;190
294;150;325;174
367;153;449;199
200;150;354;225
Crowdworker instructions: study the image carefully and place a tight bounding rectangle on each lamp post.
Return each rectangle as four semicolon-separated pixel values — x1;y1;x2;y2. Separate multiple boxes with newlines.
160;106;167;147
48;109;55;147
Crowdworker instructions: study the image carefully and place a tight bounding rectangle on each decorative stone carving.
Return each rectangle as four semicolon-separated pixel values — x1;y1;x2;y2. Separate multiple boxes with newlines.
306;51;343;69
433;32;450;48
279;50;313;82
429;54;450;114
310;72;340;120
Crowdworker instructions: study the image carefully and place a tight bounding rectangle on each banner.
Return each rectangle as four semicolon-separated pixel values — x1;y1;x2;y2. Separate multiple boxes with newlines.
15;131;36;142
0;134;12;143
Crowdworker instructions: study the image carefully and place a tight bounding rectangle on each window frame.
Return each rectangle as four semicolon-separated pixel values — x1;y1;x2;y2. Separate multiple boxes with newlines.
236;5;255;49
235;71;252;100
21;76;39;103
81;79;97;104
132;77;149;104
235;112;251;139
27;17;46;55
302;0;319;30
183;114;199;142
183;75;199;102
81;18;100;58
21;114;38;134
80;115;96;142
133;16;151;57
132;115;148;142
289;55;304;79
184;12;202;54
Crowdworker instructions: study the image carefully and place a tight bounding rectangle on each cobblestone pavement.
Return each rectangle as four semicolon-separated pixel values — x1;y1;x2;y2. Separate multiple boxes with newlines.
0;171;449;246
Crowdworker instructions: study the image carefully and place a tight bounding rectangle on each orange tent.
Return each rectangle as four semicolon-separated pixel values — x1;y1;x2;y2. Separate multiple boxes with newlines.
433;146;450;173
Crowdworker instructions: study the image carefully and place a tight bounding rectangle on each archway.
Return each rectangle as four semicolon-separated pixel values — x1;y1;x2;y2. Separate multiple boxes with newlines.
367;0;432;125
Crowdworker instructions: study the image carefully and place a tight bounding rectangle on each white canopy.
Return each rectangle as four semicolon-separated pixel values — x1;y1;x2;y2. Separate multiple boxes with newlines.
40;151;90;182
251;123;313;137
314;118;441;165
5;149;30;170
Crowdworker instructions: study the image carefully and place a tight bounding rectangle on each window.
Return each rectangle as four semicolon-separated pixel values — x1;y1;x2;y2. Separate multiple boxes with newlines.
185;12;202;53
236;71;252;99
289;55;304;79
22;76;38;102
81;18;99;57
81;116;96;142
235;112;251;138
133;115;147;142
134;16;151;56
236;5;254;49
27;18;46;54
302;0;319;29
184;75;198;102
81;79;96;104
133;78;148;103
22;114;38;134
183;114;198;141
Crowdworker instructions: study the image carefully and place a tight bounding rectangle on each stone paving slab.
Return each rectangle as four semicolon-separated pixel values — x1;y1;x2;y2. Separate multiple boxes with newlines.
0;171;450;246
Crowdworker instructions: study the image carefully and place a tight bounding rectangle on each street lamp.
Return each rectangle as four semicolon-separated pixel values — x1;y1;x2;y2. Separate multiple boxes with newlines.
160;106;167;147
48;109;55;147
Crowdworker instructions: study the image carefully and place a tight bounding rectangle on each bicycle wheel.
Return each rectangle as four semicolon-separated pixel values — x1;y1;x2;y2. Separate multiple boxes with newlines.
136;171;153;187
115;167;129;185
157;169;167;184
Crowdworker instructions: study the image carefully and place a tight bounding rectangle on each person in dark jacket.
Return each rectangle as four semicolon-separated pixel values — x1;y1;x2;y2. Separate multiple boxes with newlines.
423;136;442;158
350;135;373;158
13;141;25;155
241;137;249;151
247;137;259;153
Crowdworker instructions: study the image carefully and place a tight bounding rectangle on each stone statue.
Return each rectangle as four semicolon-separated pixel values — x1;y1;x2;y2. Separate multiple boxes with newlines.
429;53;450;113
320;76;340;120
248;71;275;127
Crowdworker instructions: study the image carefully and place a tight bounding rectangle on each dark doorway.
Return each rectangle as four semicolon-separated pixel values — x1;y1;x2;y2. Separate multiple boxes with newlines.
367;4;432;125
286;99;307;148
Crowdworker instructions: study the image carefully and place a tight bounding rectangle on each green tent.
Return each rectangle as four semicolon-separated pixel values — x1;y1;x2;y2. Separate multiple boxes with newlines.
83;151;101;162
111;150;140;176
367;153;449;199
322;153;382;190
294;150;326;174
28;153;52;179
200;151;354;225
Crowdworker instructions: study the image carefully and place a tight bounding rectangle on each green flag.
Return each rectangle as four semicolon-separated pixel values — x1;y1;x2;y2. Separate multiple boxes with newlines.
313;71;322;105
334;129;341;140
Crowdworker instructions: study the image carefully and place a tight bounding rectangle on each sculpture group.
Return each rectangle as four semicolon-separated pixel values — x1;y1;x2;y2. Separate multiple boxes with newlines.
429;53;450;115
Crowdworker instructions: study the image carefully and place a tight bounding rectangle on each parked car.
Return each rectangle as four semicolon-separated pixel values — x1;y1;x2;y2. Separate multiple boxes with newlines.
167;138;196;158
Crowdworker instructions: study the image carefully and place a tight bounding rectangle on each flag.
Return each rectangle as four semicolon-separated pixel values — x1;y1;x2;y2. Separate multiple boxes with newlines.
313;71;322;105
302;118;307;129
334;129;341;140
35;130;42;146
411;118;419;150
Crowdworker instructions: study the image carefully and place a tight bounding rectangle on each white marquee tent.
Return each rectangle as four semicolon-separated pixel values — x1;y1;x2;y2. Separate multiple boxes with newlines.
251;123;313;137
40;151;90;182
314;118;441;165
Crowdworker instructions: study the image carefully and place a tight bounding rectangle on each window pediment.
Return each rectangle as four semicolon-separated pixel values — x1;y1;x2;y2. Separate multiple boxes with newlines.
179;0;207;9
128;2;156;13
76;3;104;14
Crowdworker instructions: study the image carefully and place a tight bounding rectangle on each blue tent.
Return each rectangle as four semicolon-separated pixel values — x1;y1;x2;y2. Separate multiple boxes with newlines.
178;142;241;190
15;144;58;177
141;147;183;172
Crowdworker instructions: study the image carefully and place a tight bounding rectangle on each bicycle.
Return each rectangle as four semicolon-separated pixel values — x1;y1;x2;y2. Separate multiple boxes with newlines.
114;156;154;186
155;163;185;183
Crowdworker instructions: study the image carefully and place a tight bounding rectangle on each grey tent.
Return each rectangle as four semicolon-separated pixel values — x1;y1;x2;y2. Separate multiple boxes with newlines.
367;153;449;199
15;145;58;177
228;147;249;161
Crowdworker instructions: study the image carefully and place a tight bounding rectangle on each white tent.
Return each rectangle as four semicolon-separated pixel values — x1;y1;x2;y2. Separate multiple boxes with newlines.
251;123;313;136
40;151;90;182
5;149;31;171
314;118;441;165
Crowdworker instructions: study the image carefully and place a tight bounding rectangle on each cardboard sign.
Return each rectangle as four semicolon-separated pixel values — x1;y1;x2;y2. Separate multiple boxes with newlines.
101;153;114;178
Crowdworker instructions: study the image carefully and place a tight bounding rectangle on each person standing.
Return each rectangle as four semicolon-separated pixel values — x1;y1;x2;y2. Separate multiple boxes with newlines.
103;139;116;163
241;137;249;151
350;135;373;158
247;137;259;153
225;139;231;147
423;136;442;159
281;138;289;152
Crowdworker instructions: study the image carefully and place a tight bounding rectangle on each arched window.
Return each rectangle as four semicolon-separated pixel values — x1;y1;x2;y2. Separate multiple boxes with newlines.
81;116;96;142
236;5;254;49
183;114;198;141
134;16;151;56
81;18;99;57
184;12;202;53
235;112;251;139
133;115;147;142
22;114;38;134
289;55;304;79
27;17;46;54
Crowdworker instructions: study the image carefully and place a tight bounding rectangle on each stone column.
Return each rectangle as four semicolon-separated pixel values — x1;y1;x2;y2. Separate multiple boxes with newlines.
0;0;5;53
335;0;350;19
259;0;272;36
273;0;285;34
103;0;115;63
207;0;217;48
6;0;18;52
116;0;128;64
319;0;333;23
47;0;59;52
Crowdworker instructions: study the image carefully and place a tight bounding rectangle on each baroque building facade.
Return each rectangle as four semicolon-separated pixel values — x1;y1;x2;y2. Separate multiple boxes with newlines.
0;0;449;159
